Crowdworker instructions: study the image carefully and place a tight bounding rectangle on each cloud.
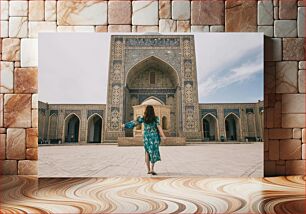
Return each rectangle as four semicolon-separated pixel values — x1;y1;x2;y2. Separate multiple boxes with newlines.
198;54;263;98
195;33;263;78
195;33;263;102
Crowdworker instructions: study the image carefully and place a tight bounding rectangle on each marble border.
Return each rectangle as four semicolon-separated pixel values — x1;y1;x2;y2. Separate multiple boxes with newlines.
0;0;305;176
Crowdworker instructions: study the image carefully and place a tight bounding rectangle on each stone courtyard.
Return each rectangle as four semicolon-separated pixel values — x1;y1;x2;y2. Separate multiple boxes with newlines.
39;143;263;177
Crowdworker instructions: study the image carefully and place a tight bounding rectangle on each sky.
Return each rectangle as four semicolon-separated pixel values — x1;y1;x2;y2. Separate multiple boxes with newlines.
194;33;263;103
38;33;110;104
38;33;263;104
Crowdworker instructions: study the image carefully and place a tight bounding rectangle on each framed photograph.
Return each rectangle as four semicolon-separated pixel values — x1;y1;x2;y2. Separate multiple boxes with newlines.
38;32;263;177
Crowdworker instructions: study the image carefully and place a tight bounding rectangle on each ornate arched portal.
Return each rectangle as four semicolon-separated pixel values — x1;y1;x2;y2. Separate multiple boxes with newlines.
124;56;180;137
105;35;202;142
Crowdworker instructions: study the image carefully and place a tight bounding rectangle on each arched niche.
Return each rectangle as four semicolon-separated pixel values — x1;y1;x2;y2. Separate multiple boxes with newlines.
202;113;218;141
87;114;103;143
225;113;240;141
64;113;80;143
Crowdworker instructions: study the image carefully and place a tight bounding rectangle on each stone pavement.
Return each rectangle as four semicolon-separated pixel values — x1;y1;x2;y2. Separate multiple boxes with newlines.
39;143;263;177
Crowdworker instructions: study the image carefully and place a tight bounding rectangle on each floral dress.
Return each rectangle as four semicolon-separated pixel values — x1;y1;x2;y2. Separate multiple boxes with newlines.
124;116;161;164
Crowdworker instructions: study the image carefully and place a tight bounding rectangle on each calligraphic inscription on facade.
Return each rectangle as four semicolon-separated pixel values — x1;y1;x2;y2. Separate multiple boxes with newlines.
126;38;180;47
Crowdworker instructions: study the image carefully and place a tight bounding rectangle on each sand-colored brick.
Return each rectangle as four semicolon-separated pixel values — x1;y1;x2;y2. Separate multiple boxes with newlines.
280;139;302;160
18;160;37;175
269;128;292;139
26;128;38;148
6;128;26;160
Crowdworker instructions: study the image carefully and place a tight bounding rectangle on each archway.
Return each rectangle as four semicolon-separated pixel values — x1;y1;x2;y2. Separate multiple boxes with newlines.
203;119;210;139
125;56;180;87
87;114;102;143
225;113;240;141
124;56;181;137
202;114;218;141
48;113;58;143
64;114;80;143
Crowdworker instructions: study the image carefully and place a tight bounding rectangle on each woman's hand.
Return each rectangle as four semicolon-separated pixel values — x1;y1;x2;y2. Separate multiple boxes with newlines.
121;124;125;128
162;136;166;141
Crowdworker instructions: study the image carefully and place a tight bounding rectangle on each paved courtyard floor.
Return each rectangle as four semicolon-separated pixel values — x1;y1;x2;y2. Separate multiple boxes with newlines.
39;143;263;177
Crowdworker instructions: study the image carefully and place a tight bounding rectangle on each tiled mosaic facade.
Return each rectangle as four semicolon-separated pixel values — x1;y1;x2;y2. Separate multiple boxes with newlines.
38;102;105;144
0;0;305;176
105;35;201;142
199;102;264;142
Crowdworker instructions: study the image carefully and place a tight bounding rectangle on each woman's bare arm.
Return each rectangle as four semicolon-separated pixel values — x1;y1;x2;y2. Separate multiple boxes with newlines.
157;125;166;139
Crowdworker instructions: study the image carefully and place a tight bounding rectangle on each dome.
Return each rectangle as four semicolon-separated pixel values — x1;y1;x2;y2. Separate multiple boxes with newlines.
141;98;163;106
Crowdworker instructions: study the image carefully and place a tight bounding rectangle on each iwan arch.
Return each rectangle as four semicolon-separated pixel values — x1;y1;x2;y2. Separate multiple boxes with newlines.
122;55;182;140
38;34;263;144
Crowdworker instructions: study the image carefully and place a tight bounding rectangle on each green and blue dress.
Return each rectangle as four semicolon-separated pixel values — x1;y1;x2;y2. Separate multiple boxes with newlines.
124;116;161;164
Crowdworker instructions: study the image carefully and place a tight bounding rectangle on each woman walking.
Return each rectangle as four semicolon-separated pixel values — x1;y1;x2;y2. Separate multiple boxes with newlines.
122;105;166;175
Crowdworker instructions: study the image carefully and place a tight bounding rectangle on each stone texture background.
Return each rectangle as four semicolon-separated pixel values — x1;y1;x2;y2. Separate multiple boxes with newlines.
0;0;305;176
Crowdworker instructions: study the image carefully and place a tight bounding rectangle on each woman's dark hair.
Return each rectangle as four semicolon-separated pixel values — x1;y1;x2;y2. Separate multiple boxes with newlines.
144;105;157;124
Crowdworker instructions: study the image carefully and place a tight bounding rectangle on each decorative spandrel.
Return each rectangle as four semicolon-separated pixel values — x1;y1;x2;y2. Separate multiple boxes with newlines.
87;110;103;119
224;109;240;118
201;109;218;118
65;110;81;118
50;110;58;116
